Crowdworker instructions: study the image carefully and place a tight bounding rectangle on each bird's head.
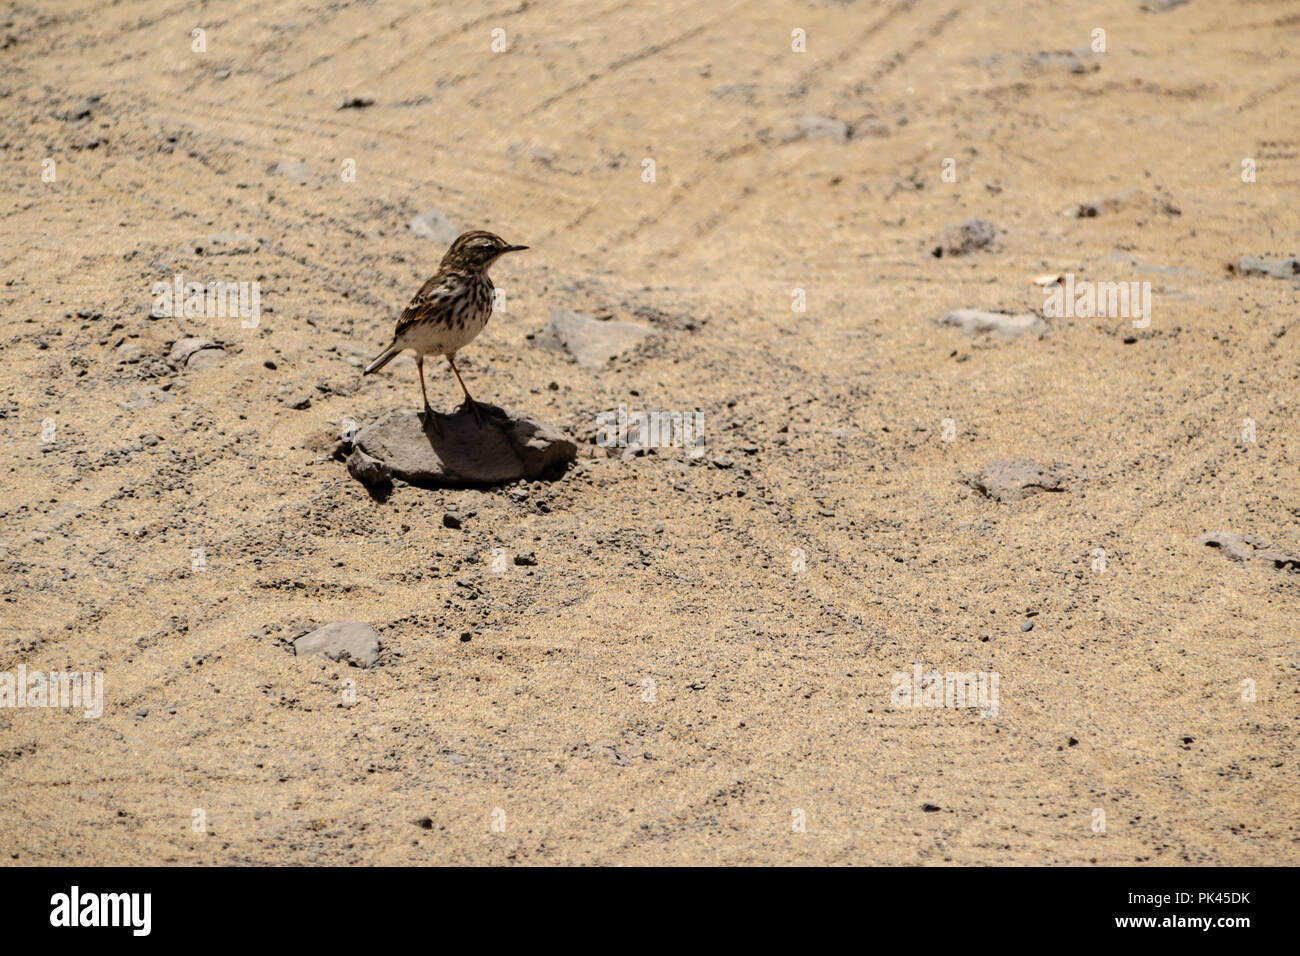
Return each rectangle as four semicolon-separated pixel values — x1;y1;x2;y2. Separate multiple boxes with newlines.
441;230;528;273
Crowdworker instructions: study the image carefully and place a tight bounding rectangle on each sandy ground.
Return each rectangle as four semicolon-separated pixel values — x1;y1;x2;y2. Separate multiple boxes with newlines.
2;0;1298;865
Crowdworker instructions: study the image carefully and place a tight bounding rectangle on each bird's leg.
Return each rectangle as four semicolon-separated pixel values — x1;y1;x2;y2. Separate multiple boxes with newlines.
448;355;484;425
417;354;438;430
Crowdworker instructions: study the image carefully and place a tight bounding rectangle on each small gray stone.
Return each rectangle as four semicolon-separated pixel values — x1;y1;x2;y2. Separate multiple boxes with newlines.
938;218;1000;256
1236;256;1300;280
1196;531;1253;562
346;449;392;486
514;550;537;566
534;309;656;370
294;622;381;667
1197;532;1299;570
408;209;460;245
939;309;1047;338
711;83;756;103
116;342;144;363
169;337;216;365
269;161;310;183
795;114;850;144
966;460;1068;502
185;347;227;371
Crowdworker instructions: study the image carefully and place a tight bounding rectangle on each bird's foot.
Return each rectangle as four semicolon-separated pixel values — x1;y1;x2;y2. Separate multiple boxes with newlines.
459;398;486;426
422;404;441;433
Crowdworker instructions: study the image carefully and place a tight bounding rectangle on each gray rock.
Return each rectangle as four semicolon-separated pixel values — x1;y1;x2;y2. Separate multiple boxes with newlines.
346;449;391;486
1236;256;1300;280
408;209;459;245
711;83;757;103
294;622;381;667
1133;262;1204;277
1196;531;1254;562
938;218;1000;256
116;342;144;363
347;405;576;488
269;160;311;183
1255;549;1300;571
169;337;216;365
1029;51;1089;75
1197;531;1299;570
534;309;656;370
966;460;1068;502
939;309;1047;338
794;114;850;144
1068;189;1178;219
186;348;227;370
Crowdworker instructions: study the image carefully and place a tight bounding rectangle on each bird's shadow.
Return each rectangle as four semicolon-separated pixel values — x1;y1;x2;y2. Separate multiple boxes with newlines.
419;401;510;442
416;402;520;477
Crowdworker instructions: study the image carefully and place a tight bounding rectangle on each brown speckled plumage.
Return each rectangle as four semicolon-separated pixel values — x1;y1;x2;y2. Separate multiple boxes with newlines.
364;230;527;422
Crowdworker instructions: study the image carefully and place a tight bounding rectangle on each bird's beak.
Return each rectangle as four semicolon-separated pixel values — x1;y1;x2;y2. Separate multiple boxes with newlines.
504;244;529;253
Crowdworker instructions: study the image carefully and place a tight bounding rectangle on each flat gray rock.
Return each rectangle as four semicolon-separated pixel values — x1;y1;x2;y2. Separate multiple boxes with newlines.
169;337;215;364
1236;256;1300;280
294;621;380;667
966;460;1068;502
186;348;227;370
1255;549;1300;571
535;309;656;370
408;208;459;244
347;405;576;488
794;114;849;144
1196;531;1255;562
269;160;310;183
939;309;1046;338
1197;531;1299;570
169;336;226;369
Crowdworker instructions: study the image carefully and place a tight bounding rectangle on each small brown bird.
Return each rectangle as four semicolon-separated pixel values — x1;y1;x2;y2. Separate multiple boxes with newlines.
364;230;527;423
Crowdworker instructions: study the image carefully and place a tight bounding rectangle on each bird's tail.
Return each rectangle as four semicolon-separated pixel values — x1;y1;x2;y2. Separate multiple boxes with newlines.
363;343;401;375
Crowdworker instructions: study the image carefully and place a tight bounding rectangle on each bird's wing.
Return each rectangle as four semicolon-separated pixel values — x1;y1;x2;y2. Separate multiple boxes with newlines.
393;274;460;337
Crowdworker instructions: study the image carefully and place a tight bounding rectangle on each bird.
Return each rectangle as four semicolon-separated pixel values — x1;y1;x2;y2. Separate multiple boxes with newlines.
363;230;527;425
